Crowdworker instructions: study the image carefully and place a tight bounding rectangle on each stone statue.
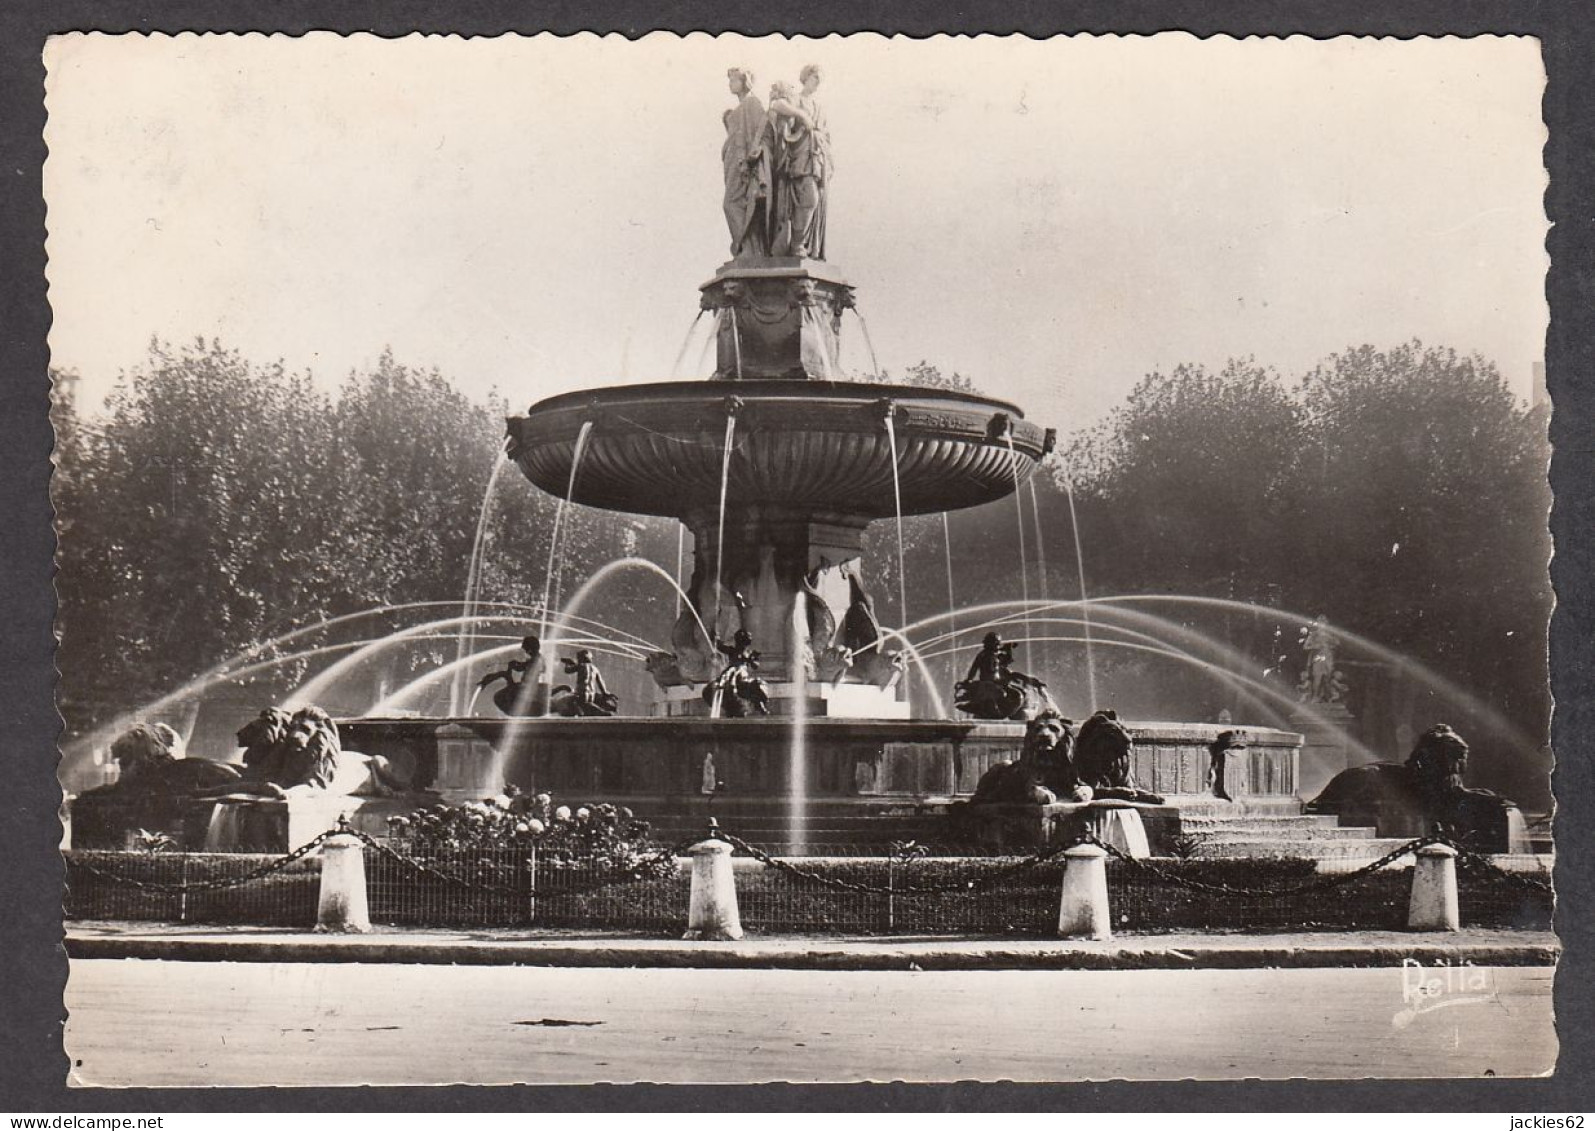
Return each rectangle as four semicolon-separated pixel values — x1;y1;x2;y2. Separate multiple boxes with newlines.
703;628;772;717
550;649;619;717
839;568;883;656
644;650;689;689
476;635;547;716
954;631;1053;721
799;565;849;682
220;705;406;798
1071;709;1165;804
666;554;719;684
969;710;1088;806
80;721;243;799
722;67;771;258
237;707;294;783
1207;729;1246;802
1298;615;1348;704
1307;724;1525;851
767;65;831;259
837;566;901;688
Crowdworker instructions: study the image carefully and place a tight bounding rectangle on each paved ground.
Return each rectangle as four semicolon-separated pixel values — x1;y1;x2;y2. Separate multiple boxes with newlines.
65;960;1557;1086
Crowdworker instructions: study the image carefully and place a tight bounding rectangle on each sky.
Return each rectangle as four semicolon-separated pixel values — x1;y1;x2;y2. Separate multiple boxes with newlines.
43;32;1548;427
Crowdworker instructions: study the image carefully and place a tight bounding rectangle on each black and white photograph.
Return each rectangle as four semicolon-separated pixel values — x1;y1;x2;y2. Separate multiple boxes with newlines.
39;30;1560;1088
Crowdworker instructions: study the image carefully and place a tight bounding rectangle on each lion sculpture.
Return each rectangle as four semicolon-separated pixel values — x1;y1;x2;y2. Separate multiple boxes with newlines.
1071;709;1165;805
236;707;292;780
1307;724;1523;851
969;710;1089;806
81;722;243;798
212;705;407;799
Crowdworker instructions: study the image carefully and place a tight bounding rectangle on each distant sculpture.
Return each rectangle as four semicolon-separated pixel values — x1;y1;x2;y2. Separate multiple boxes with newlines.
476;635;547;716
1307;724;1525;852
954;632;1053;721
1072;709;1165;805
703;628;771;717
722;67;771;258
1207;729;1246;802
1298;616;1348;704
551;649;619;717
969;710;1087;806
767;65;831;259
81;721;242;798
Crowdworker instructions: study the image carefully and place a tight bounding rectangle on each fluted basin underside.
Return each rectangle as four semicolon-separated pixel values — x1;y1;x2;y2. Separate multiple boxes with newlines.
508;380;1053;519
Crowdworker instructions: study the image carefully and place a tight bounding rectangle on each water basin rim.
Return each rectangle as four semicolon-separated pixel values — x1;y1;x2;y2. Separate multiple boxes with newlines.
340;714;1305;744
513;379;1034;423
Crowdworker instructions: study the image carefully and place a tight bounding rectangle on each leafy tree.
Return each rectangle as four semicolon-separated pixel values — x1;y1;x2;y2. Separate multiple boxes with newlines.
1062;358;1305;602
1295;342;1550;744
885;361;981;395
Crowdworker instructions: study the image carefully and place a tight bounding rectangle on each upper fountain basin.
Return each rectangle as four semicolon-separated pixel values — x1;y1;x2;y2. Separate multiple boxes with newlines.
507;380;1055;520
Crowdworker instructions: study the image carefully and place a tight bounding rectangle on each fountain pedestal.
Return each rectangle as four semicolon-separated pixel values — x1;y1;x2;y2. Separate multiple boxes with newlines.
700;258;855;380
1292;702;1358;798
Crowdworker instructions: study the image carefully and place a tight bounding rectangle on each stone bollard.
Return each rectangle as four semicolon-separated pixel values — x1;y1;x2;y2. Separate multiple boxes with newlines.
1407;842;1461;931
682;834;743;941
1057;843;1112;940
316;830;372;934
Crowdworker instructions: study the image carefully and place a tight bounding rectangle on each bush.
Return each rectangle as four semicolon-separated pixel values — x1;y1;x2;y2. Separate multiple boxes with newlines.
383;792;672;877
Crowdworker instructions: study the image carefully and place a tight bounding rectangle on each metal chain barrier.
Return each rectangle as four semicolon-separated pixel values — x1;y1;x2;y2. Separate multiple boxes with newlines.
356;833;526;898
67;831;334;893
712;827;1516;903
1452;842;1555;895
715;829;1080;895
1088;831;1447;897
356;829;702;900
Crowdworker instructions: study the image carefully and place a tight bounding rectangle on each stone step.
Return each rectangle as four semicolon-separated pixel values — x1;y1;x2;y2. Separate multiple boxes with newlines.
1192;837;1413;861
1156;796;1309;816
1177;814;1342;830
1193;827;1381;844
1177;822;1377;840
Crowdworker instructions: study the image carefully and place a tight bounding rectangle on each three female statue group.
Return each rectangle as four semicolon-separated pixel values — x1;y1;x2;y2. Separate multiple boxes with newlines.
722;64;832;261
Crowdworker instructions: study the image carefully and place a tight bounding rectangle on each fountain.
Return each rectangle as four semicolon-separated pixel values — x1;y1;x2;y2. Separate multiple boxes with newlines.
72;64;1432;857
327;63;1310;852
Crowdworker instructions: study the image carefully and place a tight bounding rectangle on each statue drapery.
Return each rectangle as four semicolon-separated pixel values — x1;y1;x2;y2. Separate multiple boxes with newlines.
722;90;771;258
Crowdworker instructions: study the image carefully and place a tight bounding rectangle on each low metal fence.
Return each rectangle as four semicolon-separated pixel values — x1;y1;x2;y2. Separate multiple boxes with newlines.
62;825;1553;936
64;847;323;928
715;833;1553;936
362;838;690;932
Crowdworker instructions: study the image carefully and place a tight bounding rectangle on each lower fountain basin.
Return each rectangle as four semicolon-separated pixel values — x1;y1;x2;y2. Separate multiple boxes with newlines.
337;716;1304;851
